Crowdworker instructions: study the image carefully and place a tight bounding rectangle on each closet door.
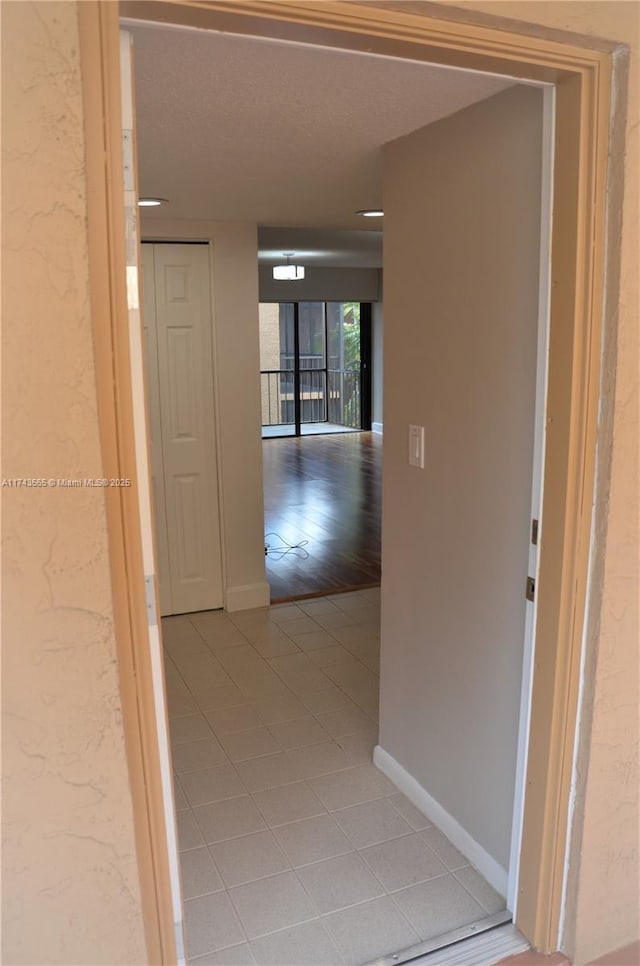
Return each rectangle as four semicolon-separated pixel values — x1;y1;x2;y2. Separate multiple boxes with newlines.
142;242;223;615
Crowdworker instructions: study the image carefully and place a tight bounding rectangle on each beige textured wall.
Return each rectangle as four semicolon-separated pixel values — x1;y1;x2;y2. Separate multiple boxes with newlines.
371;1;639;960
1;3;148;963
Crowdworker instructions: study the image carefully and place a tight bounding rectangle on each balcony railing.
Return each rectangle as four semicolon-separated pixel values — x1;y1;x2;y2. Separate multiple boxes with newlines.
261;368;361;430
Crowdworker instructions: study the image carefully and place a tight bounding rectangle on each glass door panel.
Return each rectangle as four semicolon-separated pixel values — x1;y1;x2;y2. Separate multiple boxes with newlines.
259;303;296;436
298;302;327;426
260;301;369;438
327;302;361;429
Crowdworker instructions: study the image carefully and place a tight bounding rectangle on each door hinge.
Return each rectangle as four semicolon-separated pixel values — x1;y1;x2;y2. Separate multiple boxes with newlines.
531;518;539;545
145;574;158;627
526;576;536;602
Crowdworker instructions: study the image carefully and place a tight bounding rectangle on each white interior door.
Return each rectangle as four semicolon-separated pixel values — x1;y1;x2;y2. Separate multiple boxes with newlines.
142;242;223;616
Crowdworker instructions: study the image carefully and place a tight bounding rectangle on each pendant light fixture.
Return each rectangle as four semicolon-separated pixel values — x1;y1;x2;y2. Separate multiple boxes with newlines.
272;252;305;280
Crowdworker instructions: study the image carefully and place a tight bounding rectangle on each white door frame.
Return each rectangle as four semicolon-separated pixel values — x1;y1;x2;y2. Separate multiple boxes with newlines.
507;83;556;915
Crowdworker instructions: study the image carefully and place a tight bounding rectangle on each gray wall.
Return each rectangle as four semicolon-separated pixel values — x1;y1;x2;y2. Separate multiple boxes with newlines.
259;265;380;302
379;85;543;871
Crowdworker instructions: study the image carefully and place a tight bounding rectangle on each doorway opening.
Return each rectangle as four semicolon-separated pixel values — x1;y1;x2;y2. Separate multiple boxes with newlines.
126;21;549;963
259;301;372;438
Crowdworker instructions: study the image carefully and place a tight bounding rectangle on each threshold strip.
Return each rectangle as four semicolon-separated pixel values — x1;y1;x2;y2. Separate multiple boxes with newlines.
366;911;529;966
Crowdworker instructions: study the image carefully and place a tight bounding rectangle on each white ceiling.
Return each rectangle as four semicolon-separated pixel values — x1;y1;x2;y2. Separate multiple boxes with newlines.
129;23;515;263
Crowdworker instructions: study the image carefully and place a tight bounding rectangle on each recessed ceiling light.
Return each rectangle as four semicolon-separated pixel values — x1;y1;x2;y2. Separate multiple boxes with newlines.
357;209;384;218
138;197;168;207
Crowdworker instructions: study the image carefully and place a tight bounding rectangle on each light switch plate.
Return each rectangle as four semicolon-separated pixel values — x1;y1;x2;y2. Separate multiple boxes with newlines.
409;424;425;468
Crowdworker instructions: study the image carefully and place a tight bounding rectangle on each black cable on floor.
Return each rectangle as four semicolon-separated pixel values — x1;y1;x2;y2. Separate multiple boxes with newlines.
264;530;310;561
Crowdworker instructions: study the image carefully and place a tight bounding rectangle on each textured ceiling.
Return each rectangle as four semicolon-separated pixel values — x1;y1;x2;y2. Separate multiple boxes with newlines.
130;24;515;236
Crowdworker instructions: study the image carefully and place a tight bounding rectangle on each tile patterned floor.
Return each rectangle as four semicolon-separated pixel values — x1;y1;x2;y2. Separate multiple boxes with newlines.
164;589;506;966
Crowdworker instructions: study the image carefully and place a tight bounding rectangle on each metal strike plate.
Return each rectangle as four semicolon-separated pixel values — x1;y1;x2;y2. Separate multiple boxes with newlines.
526;576;536;602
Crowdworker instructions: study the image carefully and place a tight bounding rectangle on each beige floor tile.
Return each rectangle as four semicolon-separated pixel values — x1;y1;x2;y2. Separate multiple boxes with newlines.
269;604;306;624
171;713;215;745
239;622;289;646
184;666;235;694
333;798;413;849
277;665;332;695
421;827;469;870
252;780;326;827
219;727;281;762
251;693;307;725
323;660;377;692
296;851;384;914
313;612;356;632
181;846;224;899
228;871;316;940
309;764;392;811
326;591;366;610
228;607;271;629
273;814;353;868
290;629;341;651
268;652;313;674
454;865;506;913
306;645;353;668
217;646;269;675
180;763;247;808
280;617;321;637
323;895;420;964
163;616;204;649
173;736;228;774
168;687;198;717
193;684;247;712
191;620;248;651
206;705;262;737
389;794;432;830
250;919;343;966
360;833;448;891
299;687;352;714
174;780;189;810
361;652;380;675
392;874;486;941
235;753;301;793
315;703;373;738
237;677;293;701
252;634;300;658
337;604;379;624
189;941;256;965
286;741;354;779
184;892;246;958
347;685;380;718
298;599;342;617
330;625;379;647
193;795;267;844
211;830;291;888
336;730;377;765
268;716;329;750
177;809;206;851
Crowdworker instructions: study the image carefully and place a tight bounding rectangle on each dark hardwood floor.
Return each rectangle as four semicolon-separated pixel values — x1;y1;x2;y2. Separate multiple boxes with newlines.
262;431;382;601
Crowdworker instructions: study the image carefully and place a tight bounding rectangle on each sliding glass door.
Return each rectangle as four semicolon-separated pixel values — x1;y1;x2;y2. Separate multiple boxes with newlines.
259;302;371;438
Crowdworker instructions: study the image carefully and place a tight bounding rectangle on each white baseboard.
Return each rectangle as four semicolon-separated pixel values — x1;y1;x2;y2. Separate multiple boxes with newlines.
374;745;509;899
372;421;383;435
225;581;270;612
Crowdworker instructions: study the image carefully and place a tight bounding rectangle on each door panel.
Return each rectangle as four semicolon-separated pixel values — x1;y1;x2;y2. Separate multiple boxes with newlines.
144;243;223;615
380;85;544;873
